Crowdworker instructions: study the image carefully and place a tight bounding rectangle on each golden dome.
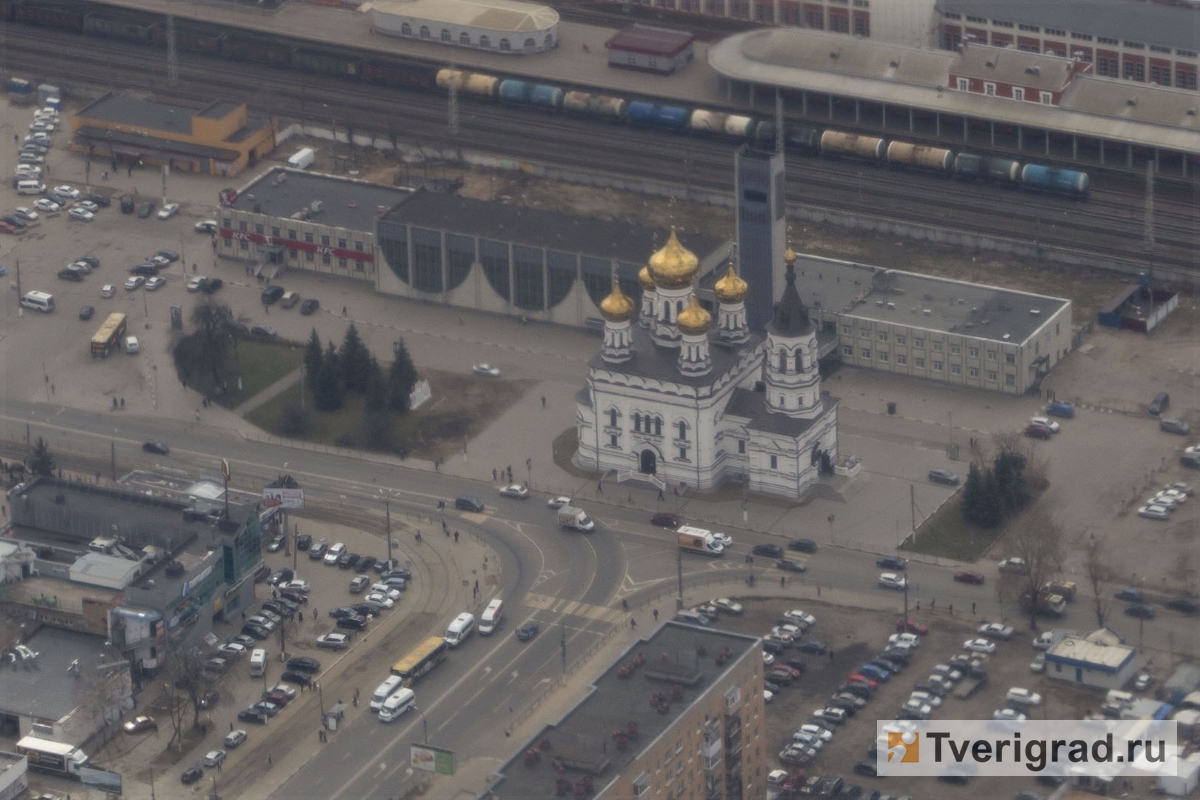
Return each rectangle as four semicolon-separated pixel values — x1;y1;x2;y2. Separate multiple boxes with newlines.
784;246;797;266
647;228;699;290
599;281;635;322
714;262;749;304
676;294;711;335
638;264;656;291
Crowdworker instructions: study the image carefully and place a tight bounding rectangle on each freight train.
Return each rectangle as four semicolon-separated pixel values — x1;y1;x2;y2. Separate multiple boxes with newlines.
2;0;1089;197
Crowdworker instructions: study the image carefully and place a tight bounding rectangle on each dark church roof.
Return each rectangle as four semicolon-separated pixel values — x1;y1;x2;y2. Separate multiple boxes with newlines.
726;388;838;436
768;257;813;337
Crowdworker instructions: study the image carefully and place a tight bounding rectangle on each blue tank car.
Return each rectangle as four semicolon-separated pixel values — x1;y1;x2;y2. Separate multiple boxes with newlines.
627;101;690;131
1020;164;1090;197
498;79;532;104
529;84;564;110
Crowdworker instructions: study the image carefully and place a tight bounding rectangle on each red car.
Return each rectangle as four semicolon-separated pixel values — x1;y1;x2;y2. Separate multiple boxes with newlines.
1024;424;1052;439
954;571;986;585
651;512;681;528
895;618;929;635
845;674;878;689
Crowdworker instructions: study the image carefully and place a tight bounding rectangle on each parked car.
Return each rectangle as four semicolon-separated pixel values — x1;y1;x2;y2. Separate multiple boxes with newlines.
876;555;907;570
963;638;997;654
650;512;680;528
1029;416;1061;433
285;656;321;673
279;671;313;688
1024;423;1052;439
777;558;807;573
1006;687;1043;706
144;276;166;291
195;219;217;233
1045;400;1075;418
1138;505;1173;521
499;484;529;499
1166;596;1199;614
788;538;818;553
237;708;269;725
927;468;960;485
752;543;784;558
1125;603;1156;619
1149;391;1170;415
203;749;227;768
1114;587;1143;602
783;609;816;628
157;202;180;220
472;363;501;377
181;765;204;784
978;623;1015;640
954;571;986;585
224;729;248;749
136;200;156;218
998;557;1028;574
123;715;157;734
299;298;320;315
337;616;368;631
317;633;351;651
795;640;827;655
1160;418;1191;435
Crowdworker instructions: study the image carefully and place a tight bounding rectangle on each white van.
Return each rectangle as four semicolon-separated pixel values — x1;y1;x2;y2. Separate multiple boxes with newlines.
20;291;54;313
17;180;45;195
249;649;267;677
377;687;415;722
479;599;504;635
444;612;475;647
370;675;404;711
1106;689;1135;707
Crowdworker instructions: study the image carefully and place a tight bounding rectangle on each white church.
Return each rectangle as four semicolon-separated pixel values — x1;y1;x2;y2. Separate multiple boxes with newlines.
574;230;840;499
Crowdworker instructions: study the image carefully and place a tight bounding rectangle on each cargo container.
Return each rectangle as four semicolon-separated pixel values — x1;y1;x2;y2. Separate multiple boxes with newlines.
498;79;531;103
820;130;886;160
1020;164;1090;197
886;141;953;171
528;84;564;110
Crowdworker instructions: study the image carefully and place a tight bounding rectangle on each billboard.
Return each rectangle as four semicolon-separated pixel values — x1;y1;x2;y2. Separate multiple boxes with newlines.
262;487;304;509
80;766;123;793
411;744;455;775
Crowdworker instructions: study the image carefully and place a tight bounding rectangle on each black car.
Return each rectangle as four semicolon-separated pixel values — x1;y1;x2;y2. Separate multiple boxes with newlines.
250;324;277;339
776;558;807;573
650;512;681;528
357;555;377;573
350;603;381;618
795;640;827;655
241;624;270;641
784;657;808;672
1149;391;1170;415
200;277;224;294
262;601;293;618
381;577;408;591
120;194;135;213
337;616;368;631
267;568;294;586
286;656;321;673
1125;603;1156;619
79;305;95;321
1167;595;1199;613
826;696;858;715
328;606;358;619
751;543;783;558
788;538;818;553
136;200;156;218
181;765;204;784
516;623;540;641
261;285;285;305
454;496;485;513
156;250;180;263
252;563;271;583
142;441;170;455
295;534;312;551
927;468;961;486
279;588;308;605
374;558;399;574
57;268;84;282
852;761;878;778
762;640;785;656
1;215;27;229
279;671;313;687
300;298;320;315
131;263;160;277
199;689;220;709
838;683;873;699
337;551;358;569
237;708;269;725
876;555;907;570
764;679;783;694
308;541;327;560
84;194;111;208
381;567;412;581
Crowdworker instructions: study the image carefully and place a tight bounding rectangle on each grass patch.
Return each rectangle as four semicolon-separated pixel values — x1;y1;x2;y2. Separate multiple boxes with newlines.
214;339;304;409
901;492;1002;562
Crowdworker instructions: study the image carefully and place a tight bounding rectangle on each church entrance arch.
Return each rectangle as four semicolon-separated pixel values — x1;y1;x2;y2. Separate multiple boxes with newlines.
639;449;658;475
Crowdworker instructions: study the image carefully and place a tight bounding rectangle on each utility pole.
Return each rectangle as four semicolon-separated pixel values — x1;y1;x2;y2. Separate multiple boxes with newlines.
447;63;459;137
676;548;684;609
385;501;392;565
111;440;116;481
166;9;178;86
774;88;784;155
910;485;916;538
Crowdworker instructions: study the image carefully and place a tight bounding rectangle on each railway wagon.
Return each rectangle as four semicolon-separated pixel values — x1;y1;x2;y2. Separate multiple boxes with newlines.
291;46;361;78
12;1;83;31
83;11;156;43
149;21;226;54
953;153;1020;183
1020;164;1090;197
687;110;755;138
820;130;886;161
498;79;532;103
886;141;953;172
437;69;501;98
627;101;689;131
563;92;629;120
754;122;821;152
222;32;290;66
363;58;437;90
528;84;564;110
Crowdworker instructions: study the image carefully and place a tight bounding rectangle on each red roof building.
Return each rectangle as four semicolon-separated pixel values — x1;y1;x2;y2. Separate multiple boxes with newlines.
604;24;695;74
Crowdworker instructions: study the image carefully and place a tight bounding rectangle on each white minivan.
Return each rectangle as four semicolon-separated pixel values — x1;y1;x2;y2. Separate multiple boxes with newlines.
378;687;415;722
17;180;45;195
20;291;54;312
479;598;504;635
249;649;267;678
444;612;475;647
370;675;404;711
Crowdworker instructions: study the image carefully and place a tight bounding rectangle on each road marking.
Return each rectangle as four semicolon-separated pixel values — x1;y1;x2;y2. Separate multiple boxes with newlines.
524;593;623;624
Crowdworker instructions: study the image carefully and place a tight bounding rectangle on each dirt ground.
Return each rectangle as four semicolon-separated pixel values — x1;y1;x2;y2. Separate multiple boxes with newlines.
707;594;1141;797
406;369;536;461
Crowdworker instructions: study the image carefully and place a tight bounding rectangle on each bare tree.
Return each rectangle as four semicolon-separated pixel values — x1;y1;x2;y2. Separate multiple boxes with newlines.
1084;532;1113;629
161;643;224;745
1170;549;1197;597
1007;508;1066;631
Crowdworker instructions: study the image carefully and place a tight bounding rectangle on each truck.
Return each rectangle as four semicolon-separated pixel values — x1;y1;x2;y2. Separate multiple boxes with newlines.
287;147;315;170
556;506;595;532
16;735;89;778
677;529;724;557
1042;580;1077;601
951;668;988;699
1020;590;1067;617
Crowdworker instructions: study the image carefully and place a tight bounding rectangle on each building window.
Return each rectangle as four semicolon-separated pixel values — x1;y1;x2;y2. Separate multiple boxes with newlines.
969;366;979;377
304;232;314;243
915;357;925;368
1045;28;1065;36
932;341;942;351
842;345;853;356
896;354;907;365
419;25;430;39
1005;353;1015;364
984;82;996;95
400;22;412;36
1178;70;1198;90
778;349;787;371
1005;373;1016;385
969;347;979;357
860;349;871;359
678;447;688;460
633;773;650;796
770;455;778;470
914;337;924;348
653;417;662;436
321;235;330;246
271;226;280;237
842;325;852;335
305;251;314;262
239;240;248;251
1098;36;1117;45
804;8;824;28
339;257;349;268
254;224;264;235
1019;23;1039;32
480;35;491;48
932;361;943;371
678;421;688;440
794;352;803;372
950;364;961;375
878;351;889;362
1124;40;1145;49
987;370;998;381
895;334;906;345
632;413;641;432
738;439;746;454
950;344;960;354
987;351;996;360
610;434;618;447
1150;64;1171;85
441;28;451;42
460;32;471;45
500;38;511;51
609;409;619;427
957;77;970;91
322;254;331;265
877;332;888;342
1013;87;1025;101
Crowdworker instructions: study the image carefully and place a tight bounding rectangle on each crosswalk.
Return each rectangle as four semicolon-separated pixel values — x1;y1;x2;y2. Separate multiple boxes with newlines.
523;593;626;625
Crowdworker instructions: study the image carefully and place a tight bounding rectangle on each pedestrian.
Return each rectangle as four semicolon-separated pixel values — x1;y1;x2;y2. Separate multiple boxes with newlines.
972;602;976;615
264;302;269;314
817;585;821;596
299;611;304;622
217;761;222;772
113;397;118;410
353;695;358;707
313;608;318;619
415;530;421;543
653;609;659;622
272;589;278;600
120;398;124;409
474;579;479;592
597;481;603;494
780;576;786;587
342;306;347;317
630;618;636;629
453;530;459;543
949;603;953;615
931;599;936;610
230;722;234;732
195;409;201;422
622;599;628;611
492;468;497;481
445;525;450;538
268;754;272;766
541;396;546;408
241;611;246;622
657;489;665;501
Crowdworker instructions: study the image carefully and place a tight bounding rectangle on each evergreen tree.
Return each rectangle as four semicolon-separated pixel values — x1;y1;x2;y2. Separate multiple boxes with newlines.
303;329;323;384
961;463;986;525
979;470;1004;527
364;356;388;415
339;324;372;394
388;338;419;413
29;437;55;477
314;341;343;411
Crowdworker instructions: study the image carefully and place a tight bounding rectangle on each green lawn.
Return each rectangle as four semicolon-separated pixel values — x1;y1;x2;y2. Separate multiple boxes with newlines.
901;492;1001;562
214;340;304;409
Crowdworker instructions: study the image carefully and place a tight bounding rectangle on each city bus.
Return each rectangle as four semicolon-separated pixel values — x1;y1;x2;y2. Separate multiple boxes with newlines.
390;635;448;685
90;312;127;358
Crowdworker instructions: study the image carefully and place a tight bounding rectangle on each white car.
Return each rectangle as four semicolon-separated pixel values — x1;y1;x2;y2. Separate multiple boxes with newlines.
279;579;310;593
878;572;907;590
797;723;834;743
1006;687;1043;706
202;749;226;768
68;208;94;222
713;598;744;615
998;557;1028;574
1029;416;1061;433
14;207;38;221
76;200;99;213
711;532;733;547
978;623;1015;640
963;638;997;654
1164;482;1195;497
784;609;816;628
1150;494;1181;510
126;339;141;357
29;121;56;133
546;496;572;509
218;642;247;659
472;363;500;377
993;708;1027;721
1157;489;1189;504
52;185;80;200
762;652;775;666
369;583;401;600
144;276;166;291
316;633;351;651
1138;505;1172;521
195;219;218;233
157;202;180;220
187;275;207;293
101;284;116;298
323;542;347;565
499;484;529;499
33;198;61;212
889;632;921;648
124;276;144;291
365;592;394;609
13;164;41;177
763;689;774;704
1030;653;1046;673
909;690;942;708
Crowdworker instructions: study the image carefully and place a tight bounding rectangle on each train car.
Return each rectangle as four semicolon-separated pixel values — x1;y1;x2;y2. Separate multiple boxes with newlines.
628;101;689;131
364;58;438;91
955;153;1021;183
498;79;532;104
14;1;83;31
528;84;564;111
222;33;291;67
150;21;226;55
755;122;822;153
723;114;756;139
1020;164;1090;197
292;46;361;78
687;109;725;135
436;68;464;90
820;130;886;161
592;96;628;121
886;141;953;172
563;90;593;114
83;12;156;43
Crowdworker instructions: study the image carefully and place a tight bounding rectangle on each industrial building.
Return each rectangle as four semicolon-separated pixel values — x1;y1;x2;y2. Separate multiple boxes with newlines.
484;622;767;799
1044;629;1138;691
70;92;276;178
371;0;559;55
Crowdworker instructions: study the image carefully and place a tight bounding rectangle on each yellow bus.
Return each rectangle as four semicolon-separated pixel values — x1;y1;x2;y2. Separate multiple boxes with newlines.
390;635;448;685
90;312;127;358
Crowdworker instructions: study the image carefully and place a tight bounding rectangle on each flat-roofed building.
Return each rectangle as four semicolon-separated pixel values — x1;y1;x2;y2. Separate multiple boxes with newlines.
484;622;767;799
1045;629;1137;690
605;24;696;74
372;0;559;55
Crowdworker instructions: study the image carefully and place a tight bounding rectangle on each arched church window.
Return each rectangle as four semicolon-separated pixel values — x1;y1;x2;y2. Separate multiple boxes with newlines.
778;349;787;372
654;417;663;437
633;413;641;432
677;420;688;440
795;351;804;372
609;408;619;427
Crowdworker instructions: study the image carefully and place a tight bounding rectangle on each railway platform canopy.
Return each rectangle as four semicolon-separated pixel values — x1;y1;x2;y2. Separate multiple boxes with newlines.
69;92;275;177
709;28;1200;178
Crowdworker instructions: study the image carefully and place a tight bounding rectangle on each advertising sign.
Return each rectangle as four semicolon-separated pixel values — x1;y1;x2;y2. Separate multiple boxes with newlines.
410;744;455;775
262;487;304;509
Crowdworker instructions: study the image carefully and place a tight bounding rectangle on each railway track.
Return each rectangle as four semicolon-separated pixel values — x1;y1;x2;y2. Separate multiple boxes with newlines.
8;28;1196;274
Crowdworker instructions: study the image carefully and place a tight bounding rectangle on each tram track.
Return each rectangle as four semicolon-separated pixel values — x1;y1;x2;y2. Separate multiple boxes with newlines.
9;28;1196;274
